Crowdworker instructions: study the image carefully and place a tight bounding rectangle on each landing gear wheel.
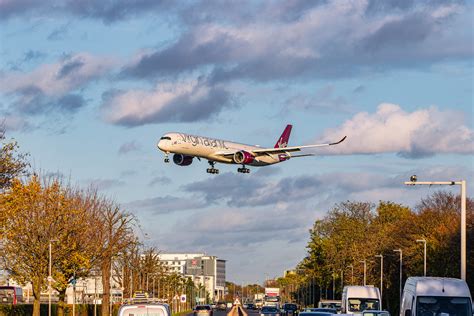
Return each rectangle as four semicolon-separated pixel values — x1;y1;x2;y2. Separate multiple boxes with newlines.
207;161;219;174
238;166;250;173
164;152;170;163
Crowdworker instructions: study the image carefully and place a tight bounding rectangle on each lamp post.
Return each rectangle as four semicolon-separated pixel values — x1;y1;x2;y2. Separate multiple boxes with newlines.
416;239;427;276
375;255;383;309
48;239;58;316
405;177;466;280
340;269;344;295
347;265;354;285
359;260;366;286
394;249;403;304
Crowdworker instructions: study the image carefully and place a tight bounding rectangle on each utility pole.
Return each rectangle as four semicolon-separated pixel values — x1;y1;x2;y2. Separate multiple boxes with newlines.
48;239;58;316
394;249;403;304
416;239;427;276
359;260;366;286
405;177;466;280
375;255;383;309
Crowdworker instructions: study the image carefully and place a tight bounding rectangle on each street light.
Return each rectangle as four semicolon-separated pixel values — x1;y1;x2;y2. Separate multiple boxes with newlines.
393;249;403;304
48;239;59;316
375;255;383;310
347;265;354;285
405;177;467;280
416;239;427;276
359;260;366;286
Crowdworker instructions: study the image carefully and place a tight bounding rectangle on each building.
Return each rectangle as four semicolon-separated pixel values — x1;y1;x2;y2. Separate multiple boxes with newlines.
158;253;226;301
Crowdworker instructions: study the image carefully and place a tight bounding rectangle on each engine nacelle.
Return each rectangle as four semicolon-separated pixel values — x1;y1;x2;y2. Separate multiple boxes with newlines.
233;150;254;164
173;154;194;166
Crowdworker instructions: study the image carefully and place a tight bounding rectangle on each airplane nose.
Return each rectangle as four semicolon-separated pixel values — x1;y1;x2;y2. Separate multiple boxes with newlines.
157;140;163;151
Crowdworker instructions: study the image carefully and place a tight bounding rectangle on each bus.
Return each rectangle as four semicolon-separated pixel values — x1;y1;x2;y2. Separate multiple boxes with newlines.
0;286;24;304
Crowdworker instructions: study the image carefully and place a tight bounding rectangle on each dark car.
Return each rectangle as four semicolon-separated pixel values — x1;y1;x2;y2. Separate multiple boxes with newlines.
194;305;213;316
260;306;280;316
298;312;334;316
303;308;337;314
246;303;257;310
282;303;298;316
216;302;227;311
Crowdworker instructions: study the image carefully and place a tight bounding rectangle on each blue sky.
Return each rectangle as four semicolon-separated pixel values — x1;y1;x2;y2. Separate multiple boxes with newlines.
1;0;473;284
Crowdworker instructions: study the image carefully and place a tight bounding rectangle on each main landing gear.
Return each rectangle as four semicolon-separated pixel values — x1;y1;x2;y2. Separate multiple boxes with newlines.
164;153;170;163
206;161;219;174
238;165;250;173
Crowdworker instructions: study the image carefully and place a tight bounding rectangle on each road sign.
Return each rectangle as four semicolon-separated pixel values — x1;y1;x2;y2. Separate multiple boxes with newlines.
180;294;186;303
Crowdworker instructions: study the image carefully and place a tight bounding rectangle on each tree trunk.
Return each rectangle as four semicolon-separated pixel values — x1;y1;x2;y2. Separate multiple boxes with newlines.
101;257;111;316
57;288;66;316
32;281;41;316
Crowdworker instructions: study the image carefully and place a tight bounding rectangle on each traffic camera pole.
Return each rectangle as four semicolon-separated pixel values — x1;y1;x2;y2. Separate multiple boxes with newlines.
405;179;467;280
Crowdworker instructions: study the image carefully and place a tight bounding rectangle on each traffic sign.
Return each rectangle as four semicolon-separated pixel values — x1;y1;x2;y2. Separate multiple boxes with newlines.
180;294;186;303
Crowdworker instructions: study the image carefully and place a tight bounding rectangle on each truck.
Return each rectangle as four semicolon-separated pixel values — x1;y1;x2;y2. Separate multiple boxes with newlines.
264;288;281;309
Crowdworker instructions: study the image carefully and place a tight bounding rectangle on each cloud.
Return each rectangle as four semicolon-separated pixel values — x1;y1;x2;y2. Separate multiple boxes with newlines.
0;53;117;117
316;103;473;158
84;178;126;191
121;1;471;81
0;0;175;23
125;195;207;215
101;79;235;127
118;141;142;155
149;176;172;186
183;171;400;208
282;85;351;114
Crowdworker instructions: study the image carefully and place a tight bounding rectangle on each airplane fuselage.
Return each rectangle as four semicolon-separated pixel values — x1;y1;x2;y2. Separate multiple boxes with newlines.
157;132;283;166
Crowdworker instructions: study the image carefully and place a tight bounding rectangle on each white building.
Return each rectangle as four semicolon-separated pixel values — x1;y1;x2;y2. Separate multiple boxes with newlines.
158;253;226;301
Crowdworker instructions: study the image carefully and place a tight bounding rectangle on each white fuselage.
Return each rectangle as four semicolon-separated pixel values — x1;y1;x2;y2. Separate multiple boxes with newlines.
157;132;284;166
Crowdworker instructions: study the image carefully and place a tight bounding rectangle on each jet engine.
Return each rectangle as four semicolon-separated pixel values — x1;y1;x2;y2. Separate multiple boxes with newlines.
233;150;254;164
173;154;194;166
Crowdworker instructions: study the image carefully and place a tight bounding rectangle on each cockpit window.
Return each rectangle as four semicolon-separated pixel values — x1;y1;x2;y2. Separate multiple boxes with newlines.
160;136;171;140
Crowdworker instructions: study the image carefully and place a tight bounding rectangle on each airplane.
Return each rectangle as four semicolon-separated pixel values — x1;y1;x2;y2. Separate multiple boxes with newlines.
157;124;346;174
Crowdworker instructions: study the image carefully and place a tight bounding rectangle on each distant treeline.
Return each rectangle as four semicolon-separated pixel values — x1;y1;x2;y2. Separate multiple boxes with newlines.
277;193;473;315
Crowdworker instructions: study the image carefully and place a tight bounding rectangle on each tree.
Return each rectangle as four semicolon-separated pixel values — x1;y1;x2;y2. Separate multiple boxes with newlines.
94;200;136;316
0;176;91;316
0;125;29;190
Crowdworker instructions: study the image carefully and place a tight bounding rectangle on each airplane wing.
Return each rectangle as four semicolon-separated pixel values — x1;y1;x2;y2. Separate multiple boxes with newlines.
214;136;346;159
250;136;346;156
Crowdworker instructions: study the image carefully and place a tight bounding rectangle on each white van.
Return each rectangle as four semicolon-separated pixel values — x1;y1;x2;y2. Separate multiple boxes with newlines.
342;286;381;314
400;277;473;316
118;303;171;316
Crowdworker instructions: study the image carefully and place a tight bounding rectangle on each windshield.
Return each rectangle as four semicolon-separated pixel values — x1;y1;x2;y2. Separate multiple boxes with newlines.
285;304;297;310
416;296;472;316
348;298;380;312
120;306;167;316
195;306;210;311
262;307;279;313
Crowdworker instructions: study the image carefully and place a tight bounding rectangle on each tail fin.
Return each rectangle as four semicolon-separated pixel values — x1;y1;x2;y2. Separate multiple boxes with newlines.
274;124;292;148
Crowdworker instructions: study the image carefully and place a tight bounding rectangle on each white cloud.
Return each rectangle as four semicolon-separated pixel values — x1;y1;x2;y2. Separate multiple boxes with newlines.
101;79;233;126
0;53;117;96
317;103;473;158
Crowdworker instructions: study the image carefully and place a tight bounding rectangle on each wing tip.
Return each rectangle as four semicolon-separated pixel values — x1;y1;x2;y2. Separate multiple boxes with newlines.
330;135;347;145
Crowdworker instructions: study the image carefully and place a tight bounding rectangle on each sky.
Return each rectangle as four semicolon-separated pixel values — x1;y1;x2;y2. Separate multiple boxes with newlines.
0;0;473;284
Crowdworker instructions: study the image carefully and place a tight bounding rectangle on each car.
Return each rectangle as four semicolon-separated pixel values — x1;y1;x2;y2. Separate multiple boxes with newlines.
298;312;334;316
362;311;390;316
246;303;257;310
282;303;298;315
261;306;281;316
216;302;227;310
194;305;213;316
302;308;337;314
118;303;171;316
210;303;216;310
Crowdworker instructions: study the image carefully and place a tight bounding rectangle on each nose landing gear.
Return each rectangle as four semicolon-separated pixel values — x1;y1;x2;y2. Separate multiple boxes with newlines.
237;166;250;173
206;161;219;174
164;153;170;163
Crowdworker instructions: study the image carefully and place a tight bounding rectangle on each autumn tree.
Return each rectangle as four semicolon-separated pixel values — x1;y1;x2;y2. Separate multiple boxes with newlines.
0;125;29;190
0;176;96;316
94;199;136;316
